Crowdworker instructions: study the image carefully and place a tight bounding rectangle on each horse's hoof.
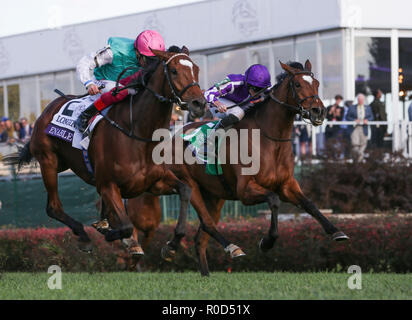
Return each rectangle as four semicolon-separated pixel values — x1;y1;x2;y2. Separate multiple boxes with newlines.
225;244;246;259
78;240;93;253
161;242;176;262
129;245;144;256
332;231;349;241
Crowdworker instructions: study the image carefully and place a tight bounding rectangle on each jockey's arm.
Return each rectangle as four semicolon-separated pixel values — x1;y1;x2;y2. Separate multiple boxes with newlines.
76;46;114;90
204;78;235;104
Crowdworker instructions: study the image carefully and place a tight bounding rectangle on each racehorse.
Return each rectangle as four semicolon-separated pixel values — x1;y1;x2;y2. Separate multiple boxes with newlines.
7;47;206;252
159;60;349;276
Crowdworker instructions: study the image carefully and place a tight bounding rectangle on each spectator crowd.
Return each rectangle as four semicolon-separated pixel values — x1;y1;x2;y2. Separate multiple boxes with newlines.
292;89;390;162
0;88;394;163
0;117;33;145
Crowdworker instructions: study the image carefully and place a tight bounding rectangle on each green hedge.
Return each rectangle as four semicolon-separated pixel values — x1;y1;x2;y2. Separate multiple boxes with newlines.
0;215;411;273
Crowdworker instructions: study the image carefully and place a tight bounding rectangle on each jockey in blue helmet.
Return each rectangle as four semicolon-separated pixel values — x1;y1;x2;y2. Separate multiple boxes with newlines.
204;64;271;131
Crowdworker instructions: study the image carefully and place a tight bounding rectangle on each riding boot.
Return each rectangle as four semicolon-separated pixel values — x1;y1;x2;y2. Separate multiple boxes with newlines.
74;103;100;133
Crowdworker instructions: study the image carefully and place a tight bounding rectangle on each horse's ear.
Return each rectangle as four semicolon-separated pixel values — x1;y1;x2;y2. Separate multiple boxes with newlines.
181;46;190;55
279;61;296;75
150;48;171;61
304;59;312;72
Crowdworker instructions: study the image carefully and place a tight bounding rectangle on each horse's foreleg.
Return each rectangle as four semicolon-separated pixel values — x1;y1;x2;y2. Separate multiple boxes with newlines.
280;178;349;241
259;193;280;252
39;159;92;252
237;179;280;252
157;174;192;261
194;226;211;276
99;183;134;242
188;182;245;259
195;196;224;276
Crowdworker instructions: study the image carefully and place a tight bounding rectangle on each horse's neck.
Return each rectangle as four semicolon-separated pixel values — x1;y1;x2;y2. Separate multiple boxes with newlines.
255;82;295;140
129;66;173;139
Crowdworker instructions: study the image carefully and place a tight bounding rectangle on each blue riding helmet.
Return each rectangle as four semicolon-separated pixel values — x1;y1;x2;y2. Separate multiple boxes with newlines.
244;64;271;88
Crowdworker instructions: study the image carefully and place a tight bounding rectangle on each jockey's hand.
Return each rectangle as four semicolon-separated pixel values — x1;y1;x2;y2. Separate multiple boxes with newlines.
213;100;227;113
87;84;101;95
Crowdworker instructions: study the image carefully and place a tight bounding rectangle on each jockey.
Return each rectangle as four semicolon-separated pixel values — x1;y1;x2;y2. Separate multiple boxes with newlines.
204;64;271;132
74;30;166;133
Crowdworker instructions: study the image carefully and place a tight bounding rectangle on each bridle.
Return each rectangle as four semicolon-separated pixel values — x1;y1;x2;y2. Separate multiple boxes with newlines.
162;53;200;108
269;70;320;120
255;70;322;142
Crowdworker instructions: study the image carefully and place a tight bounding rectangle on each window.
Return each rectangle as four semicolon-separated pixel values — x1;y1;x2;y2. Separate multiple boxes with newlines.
321;36;343;100
39;74;55;111
7;84;20;121
0;86;4;118
355;37;392;122
296;39;317;73
355;37;391;96
272;42;293;76
206;48;248;87
55;72;72;96
72;70;86;95
190;55;207;89
19;76;38;122
399;38;412;120
249;47;270;70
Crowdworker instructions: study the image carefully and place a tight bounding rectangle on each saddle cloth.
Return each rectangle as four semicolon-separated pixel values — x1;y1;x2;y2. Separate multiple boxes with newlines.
181;121;223;175
45;95;111;150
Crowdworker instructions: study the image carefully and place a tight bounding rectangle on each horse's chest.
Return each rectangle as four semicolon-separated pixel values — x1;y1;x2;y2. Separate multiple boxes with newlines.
256;162;293;189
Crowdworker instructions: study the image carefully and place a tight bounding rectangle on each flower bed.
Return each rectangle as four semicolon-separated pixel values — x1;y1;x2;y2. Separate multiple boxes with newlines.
0;215;411;273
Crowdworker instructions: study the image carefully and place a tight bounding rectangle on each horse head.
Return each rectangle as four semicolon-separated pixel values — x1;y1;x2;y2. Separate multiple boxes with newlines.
151;47;206;119
279;60;326;126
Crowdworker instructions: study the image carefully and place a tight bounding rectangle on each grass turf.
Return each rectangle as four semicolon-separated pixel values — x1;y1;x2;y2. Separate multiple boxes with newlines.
0;272;410;300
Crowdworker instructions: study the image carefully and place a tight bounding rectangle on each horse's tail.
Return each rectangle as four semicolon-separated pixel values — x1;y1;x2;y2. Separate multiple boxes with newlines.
2;141;33;170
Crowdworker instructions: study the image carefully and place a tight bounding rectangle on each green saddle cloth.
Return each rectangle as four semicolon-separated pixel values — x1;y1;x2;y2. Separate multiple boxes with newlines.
181;121;223;175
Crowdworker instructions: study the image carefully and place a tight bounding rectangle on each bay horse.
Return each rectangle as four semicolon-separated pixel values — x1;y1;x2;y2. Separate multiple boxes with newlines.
8;47;206;252
159;60;349;276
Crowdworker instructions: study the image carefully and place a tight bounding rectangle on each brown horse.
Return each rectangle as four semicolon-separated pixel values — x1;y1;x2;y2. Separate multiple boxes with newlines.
9;47;206;252
158;60;349;276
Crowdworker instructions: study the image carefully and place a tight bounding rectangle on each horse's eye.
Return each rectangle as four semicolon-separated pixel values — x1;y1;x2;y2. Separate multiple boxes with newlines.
171;68;178;75
295;82;301;88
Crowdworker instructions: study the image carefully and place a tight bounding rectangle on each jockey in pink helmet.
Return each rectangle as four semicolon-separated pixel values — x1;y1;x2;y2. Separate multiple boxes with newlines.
75;30;165;133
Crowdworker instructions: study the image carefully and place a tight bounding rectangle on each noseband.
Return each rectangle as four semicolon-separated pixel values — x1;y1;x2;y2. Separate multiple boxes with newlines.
269;71;320;119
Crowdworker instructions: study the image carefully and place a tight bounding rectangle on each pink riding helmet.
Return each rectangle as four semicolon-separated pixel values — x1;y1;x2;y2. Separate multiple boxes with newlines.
134;30;165;57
